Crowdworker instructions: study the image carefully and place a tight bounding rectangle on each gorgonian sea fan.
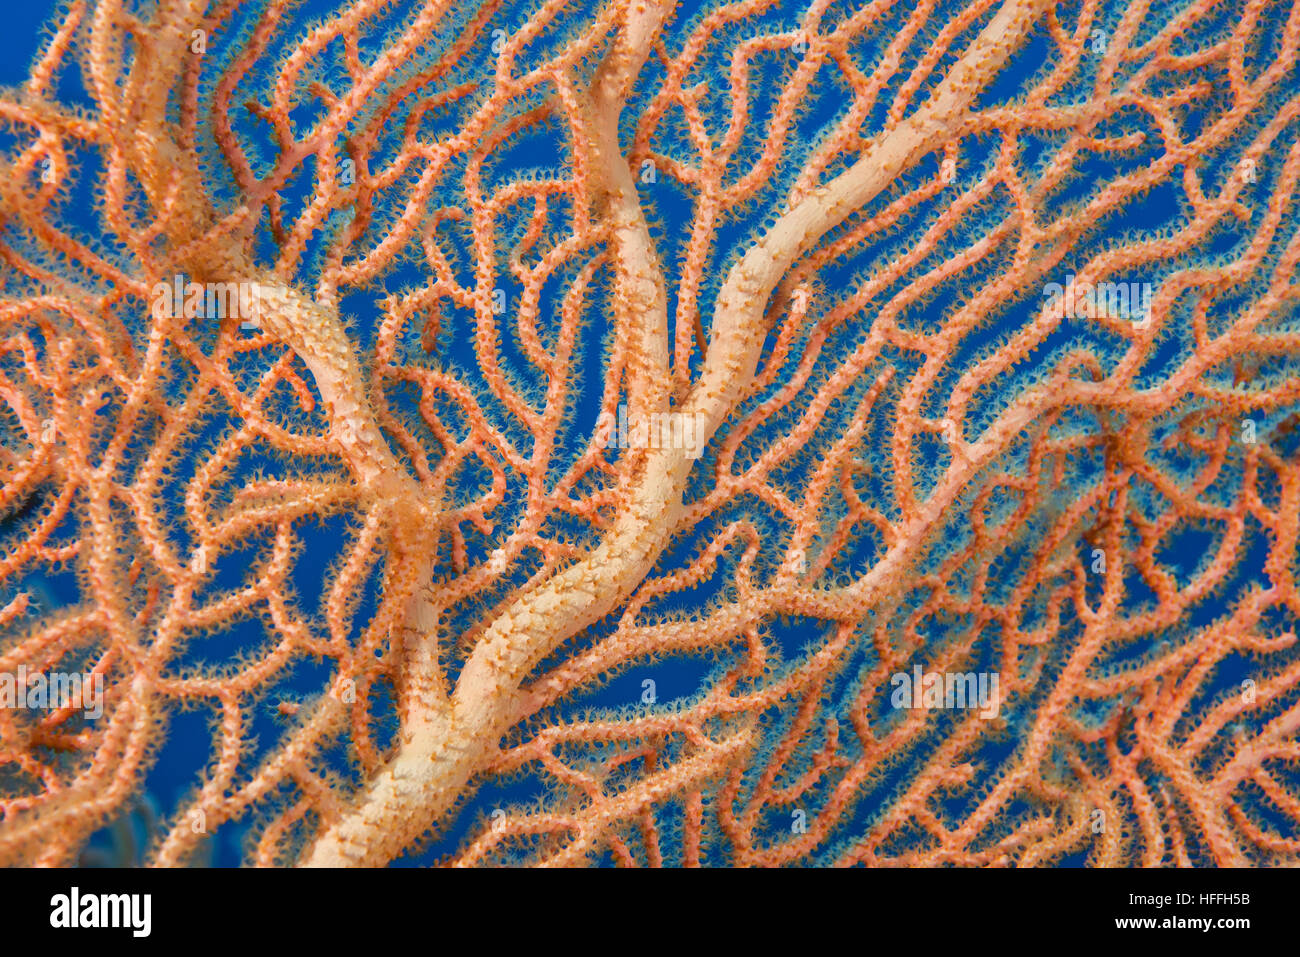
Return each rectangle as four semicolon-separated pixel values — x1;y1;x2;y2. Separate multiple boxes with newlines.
0;0;1298;867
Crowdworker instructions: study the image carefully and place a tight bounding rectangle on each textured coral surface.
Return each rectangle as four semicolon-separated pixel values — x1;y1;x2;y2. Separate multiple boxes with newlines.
0;0;1299;867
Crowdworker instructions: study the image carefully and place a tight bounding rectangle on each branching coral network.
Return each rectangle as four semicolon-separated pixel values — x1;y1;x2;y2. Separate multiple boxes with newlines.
0;0;1298;867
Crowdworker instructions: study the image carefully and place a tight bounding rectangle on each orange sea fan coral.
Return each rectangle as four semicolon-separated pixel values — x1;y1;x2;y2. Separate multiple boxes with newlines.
0;0;1298;867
